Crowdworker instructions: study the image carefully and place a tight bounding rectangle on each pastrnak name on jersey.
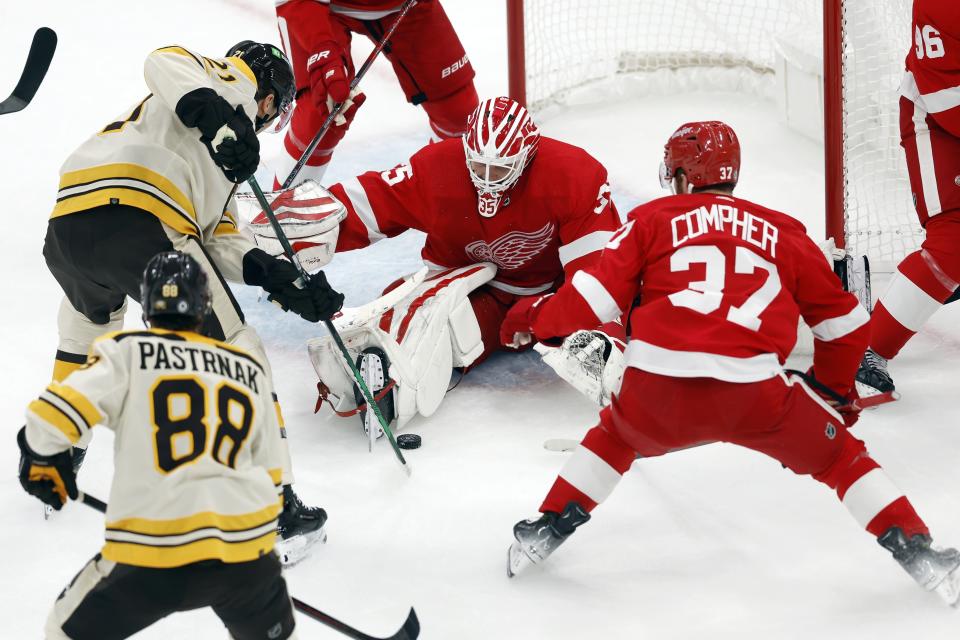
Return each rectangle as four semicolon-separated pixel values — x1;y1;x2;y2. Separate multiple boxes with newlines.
133;333;261;394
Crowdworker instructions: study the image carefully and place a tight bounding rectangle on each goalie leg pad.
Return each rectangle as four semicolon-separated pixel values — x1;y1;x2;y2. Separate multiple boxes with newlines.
308;264;497;429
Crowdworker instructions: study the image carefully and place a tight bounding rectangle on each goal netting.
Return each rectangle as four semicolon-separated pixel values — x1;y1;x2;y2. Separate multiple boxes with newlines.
509;0;922;270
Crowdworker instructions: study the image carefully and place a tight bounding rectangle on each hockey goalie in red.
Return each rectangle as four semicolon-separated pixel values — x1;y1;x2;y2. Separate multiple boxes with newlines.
302;97;623;436
274;0;479;184
501;121;960;604
859;0;960;393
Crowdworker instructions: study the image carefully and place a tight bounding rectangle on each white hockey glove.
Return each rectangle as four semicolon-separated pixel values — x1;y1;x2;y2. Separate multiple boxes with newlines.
235;180;347;271
535;330;626;406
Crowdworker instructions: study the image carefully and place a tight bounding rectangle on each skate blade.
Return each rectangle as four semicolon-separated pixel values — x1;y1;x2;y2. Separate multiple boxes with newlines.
933;567;960;607
277;524;328;568
43;504;53;520
507;541;538;578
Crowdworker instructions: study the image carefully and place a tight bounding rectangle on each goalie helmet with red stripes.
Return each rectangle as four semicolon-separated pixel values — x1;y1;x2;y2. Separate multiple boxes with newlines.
660;121;740;193
463;97;541;217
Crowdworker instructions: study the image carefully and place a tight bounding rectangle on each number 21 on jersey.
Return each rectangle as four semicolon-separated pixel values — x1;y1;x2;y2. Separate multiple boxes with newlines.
668;244;781;331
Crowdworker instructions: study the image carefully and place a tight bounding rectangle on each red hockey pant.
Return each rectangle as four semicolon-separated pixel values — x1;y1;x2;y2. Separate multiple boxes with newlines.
283;1;478;168
540;369;927;539
870;97;960;359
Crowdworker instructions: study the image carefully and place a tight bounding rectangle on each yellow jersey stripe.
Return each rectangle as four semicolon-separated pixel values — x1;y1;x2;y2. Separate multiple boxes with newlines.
56;162;197;222
52;188;199;237
107;502;279;536
226;56;257;87
48;382;103;428
269;468;283;486
214;221;239;236
102;530;276;568
28;399;82;443
155;46;204;68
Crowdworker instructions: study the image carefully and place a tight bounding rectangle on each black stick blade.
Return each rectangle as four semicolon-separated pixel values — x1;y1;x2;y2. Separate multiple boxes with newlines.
389;608;419;640
0;27;57;115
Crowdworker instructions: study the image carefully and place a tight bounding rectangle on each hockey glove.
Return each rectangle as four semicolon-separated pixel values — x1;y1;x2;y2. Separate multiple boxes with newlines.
802;368;861;429
176;88;260;183
243;249;344;322
17;427;77;510
501;294;553;348
306;41;351;111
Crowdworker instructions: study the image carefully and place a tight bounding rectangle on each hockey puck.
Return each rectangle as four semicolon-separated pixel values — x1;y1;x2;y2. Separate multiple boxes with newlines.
396;434;422;450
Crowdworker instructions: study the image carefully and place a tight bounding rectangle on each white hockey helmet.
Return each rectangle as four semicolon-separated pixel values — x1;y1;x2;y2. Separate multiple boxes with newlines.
462;97;541;197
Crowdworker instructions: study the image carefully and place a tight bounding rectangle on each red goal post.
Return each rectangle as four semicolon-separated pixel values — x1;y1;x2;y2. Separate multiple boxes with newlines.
507;0;921;271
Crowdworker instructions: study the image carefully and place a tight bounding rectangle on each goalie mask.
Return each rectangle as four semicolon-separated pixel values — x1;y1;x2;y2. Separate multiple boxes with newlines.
463;97;540;218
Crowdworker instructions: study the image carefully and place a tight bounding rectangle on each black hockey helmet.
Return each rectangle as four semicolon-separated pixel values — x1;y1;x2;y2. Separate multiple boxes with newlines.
226;40;296;129
140;251;212;330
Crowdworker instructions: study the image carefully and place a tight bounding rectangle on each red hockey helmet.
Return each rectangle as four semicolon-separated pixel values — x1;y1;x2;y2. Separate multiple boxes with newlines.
463;97;541;196
660;121;740;192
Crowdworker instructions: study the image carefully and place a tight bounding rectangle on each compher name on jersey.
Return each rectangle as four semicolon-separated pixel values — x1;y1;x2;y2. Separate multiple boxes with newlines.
671;202;779;256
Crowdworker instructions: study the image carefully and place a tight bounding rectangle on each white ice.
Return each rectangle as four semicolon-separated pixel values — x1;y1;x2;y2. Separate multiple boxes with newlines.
2;2;959;639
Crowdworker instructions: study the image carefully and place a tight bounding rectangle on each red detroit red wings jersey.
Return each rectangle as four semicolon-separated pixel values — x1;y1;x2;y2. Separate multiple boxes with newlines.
328;137;620;295
902;0;960;136
532;193;870;394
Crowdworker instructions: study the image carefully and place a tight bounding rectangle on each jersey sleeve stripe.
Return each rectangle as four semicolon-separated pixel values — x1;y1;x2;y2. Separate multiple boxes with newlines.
558;444;623;504
268;468;283;486
558;230;614;266
901;70;960;114
571;271;621;322
340;177;386;243
880;271;942;332
27;398;83;443
48;383;103;429
809;304;870;342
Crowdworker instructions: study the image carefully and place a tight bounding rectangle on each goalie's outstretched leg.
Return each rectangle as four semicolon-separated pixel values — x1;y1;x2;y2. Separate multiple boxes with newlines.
354;346;396;440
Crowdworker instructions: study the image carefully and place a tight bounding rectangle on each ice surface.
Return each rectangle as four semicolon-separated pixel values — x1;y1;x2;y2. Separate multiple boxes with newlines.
2;2;959;638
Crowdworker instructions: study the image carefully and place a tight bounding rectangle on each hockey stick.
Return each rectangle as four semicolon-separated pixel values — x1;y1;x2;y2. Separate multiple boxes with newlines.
0;27;57;115
280;0;418;189
246;176;411;476
291;597;420;640
783;369;899;410
77;492;419;639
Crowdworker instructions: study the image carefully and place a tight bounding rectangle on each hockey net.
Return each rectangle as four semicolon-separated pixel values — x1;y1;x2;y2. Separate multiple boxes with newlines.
507;0;921;270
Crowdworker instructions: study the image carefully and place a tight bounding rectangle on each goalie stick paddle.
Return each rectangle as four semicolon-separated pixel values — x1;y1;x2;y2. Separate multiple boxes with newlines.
280;0;418;189
246;176;412;476
77;491;420;640
0;27;57;115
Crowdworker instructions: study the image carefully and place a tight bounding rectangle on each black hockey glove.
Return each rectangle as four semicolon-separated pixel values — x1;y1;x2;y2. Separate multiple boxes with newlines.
243;249;345;322
176;88;260;183
17;426;78;511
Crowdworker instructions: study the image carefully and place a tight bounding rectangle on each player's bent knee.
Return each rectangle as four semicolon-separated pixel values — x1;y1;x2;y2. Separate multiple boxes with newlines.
423;82;479;139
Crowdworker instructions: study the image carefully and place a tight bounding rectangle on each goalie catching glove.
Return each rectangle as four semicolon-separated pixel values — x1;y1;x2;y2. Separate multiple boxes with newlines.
535;330;626;406
237;180;348;271
17;426;77;511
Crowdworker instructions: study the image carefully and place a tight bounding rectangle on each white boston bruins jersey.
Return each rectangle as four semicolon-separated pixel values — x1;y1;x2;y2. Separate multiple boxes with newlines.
50;46;258;282
25;329;284;568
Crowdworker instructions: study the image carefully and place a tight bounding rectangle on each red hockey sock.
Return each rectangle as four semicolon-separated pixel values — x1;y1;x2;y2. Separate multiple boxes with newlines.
539;423;637;514
872;250;955;359
814;436;928;538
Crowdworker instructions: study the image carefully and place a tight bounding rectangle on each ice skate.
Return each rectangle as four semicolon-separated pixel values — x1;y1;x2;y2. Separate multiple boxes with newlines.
507;501;590;577
276;485;328;567
856;348;895;396
879;527;960;606
354;346;395;442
